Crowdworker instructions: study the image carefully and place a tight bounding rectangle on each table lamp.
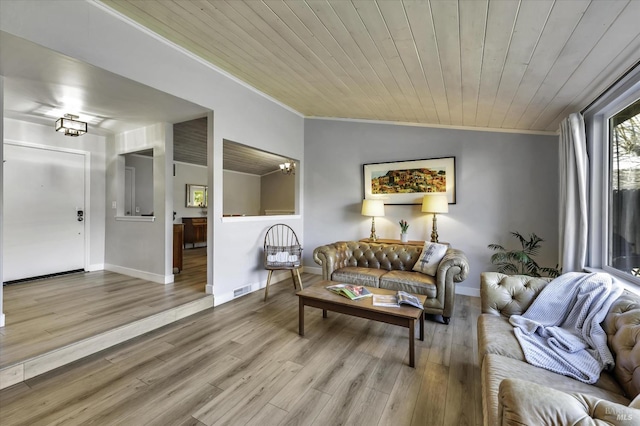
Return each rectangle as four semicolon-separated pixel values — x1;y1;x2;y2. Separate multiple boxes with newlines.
361;199;385;241
421;194;448;243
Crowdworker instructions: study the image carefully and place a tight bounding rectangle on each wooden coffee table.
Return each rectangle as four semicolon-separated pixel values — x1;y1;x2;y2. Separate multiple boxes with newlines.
297;281;426;367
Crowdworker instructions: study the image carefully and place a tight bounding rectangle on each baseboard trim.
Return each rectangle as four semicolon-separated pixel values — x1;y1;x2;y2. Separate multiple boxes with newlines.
104;264;173;284
86;263;105;272
303;266;322;275
455;286;480;298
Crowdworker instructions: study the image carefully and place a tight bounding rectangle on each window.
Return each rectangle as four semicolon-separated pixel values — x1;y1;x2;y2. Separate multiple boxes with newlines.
585;64;640;285
609;99;640;277
222;140;298;217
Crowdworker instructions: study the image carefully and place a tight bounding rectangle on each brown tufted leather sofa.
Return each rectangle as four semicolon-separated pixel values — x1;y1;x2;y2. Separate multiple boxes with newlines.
478;272;640;425
312;241;469;324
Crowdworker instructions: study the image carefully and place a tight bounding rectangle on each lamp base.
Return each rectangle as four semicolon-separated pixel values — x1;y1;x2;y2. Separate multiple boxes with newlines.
370;217;378;241
430;214;439;243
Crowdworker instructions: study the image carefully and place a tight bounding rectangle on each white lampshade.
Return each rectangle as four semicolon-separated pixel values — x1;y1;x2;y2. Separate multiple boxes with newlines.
361;199;385;217
421;194;449;213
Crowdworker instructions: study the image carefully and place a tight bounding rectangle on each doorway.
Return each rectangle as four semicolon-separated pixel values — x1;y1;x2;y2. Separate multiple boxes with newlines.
173;116;209;285
3;142;86;282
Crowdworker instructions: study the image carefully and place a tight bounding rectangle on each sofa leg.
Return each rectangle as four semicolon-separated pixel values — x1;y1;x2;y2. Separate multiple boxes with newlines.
442;316;450;325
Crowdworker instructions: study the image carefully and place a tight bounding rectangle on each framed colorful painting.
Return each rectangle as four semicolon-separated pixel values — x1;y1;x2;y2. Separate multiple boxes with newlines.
363;157;456;205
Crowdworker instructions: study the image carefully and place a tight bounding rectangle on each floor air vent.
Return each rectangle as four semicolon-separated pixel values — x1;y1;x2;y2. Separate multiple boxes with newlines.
233;285;252;298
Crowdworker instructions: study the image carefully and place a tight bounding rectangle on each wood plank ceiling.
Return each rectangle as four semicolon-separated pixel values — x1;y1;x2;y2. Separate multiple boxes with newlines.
102;0;640;133
174;117;290;175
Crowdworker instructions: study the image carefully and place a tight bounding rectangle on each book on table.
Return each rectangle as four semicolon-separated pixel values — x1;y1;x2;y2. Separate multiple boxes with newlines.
325;284;373;300
372;291;424;309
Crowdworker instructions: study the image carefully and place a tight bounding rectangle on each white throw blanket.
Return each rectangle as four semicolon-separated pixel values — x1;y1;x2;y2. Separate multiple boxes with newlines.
509;272;623;384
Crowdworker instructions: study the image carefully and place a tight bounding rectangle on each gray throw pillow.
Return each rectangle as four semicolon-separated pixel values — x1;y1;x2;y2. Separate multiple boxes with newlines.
412;241;448;276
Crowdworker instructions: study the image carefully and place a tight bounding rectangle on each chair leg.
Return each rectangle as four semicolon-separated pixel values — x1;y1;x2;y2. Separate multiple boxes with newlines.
295;268;303;290
264;270;273;302
290;270;297;289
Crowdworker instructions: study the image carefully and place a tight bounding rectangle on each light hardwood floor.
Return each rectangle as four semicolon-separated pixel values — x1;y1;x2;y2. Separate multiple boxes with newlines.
0;272;483;426
0;248;208;370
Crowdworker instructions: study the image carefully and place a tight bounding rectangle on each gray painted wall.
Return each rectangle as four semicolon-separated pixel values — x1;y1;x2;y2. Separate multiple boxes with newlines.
223;170;261;216
105;123;172;282
303;119;560;293
261;171;296;214
125;154;154;216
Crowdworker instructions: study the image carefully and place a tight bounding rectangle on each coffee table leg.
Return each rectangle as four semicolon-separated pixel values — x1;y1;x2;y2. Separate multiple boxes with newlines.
420;311;424;341
409;319;415;368
323;309;327;318
299;298;305;336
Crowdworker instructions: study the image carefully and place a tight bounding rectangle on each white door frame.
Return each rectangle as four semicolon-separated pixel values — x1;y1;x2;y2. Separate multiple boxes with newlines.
4;139;91;274
124;166;135;216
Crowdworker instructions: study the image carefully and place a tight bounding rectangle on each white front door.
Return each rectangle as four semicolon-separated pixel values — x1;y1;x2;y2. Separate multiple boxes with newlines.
3;143;86;282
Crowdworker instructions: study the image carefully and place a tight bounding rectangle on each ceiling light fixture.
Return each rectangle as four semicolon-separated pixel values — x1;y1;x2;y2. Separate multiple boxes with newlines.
279;160;295;175
55;113;88;137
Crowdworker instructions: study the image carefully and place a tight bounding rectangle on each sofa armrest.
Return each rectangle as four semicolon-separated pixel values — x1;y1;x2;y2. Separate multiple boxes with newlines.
435;248;469;321
480;272;552;317
313;244;340;280
438;248;469;283
499;379;638;425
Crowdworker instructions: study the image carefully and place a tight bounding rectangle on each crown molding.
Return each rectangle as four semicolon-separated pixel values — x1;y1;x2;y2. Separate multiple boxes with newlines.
305;116;559;136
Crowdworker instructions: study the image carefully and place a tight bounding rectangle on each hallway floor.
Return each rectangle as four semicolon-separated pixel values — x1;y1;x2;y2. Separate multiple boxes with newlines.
0;248;208;373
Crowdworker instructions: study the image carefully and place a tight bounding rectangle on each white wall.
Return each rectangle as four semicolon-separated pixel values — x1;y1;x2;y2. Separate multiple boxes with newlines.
0;0;305;305
303;119;559;295
105;123;173;283
0;77;4;327
4;118;107;272
223;170;261;216
125;154;154;215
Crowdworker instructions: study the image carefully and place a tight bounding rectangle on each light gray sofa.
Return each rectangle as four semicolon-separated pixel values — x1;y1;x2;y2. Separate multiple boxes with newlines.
312;241;469;324
478;272;640;425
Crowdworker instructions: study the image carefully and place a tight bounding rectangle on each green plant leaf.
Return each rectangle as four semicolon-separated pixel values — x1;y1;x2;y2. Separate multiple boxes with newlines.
497;263;519;275
511;252;530;263
490;253;510;263
540;265;562;278
488;231;558;278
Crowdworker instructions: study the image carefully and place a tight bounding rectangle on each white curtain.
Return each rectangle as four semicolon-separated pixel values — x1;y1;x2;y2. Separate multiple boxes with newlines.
559;113;588;272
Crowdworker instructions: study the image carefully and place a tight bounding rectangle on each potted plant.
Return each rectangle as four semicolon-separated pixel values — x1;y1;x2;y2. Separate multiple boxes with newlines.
488;231;561;278
399;219;409;243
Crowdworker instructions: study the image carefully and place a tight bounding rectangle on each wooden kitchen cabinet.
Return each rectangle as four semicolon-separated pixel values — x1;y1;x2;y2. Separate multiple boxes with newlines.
173;224;184;272
183;217;207;248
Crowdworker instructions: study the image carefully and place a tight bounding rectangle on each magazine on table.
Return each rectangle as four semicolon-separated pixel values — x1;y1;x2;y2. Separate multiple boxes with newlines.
371;294;399;307
326;284;373;300
372;291;424;309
